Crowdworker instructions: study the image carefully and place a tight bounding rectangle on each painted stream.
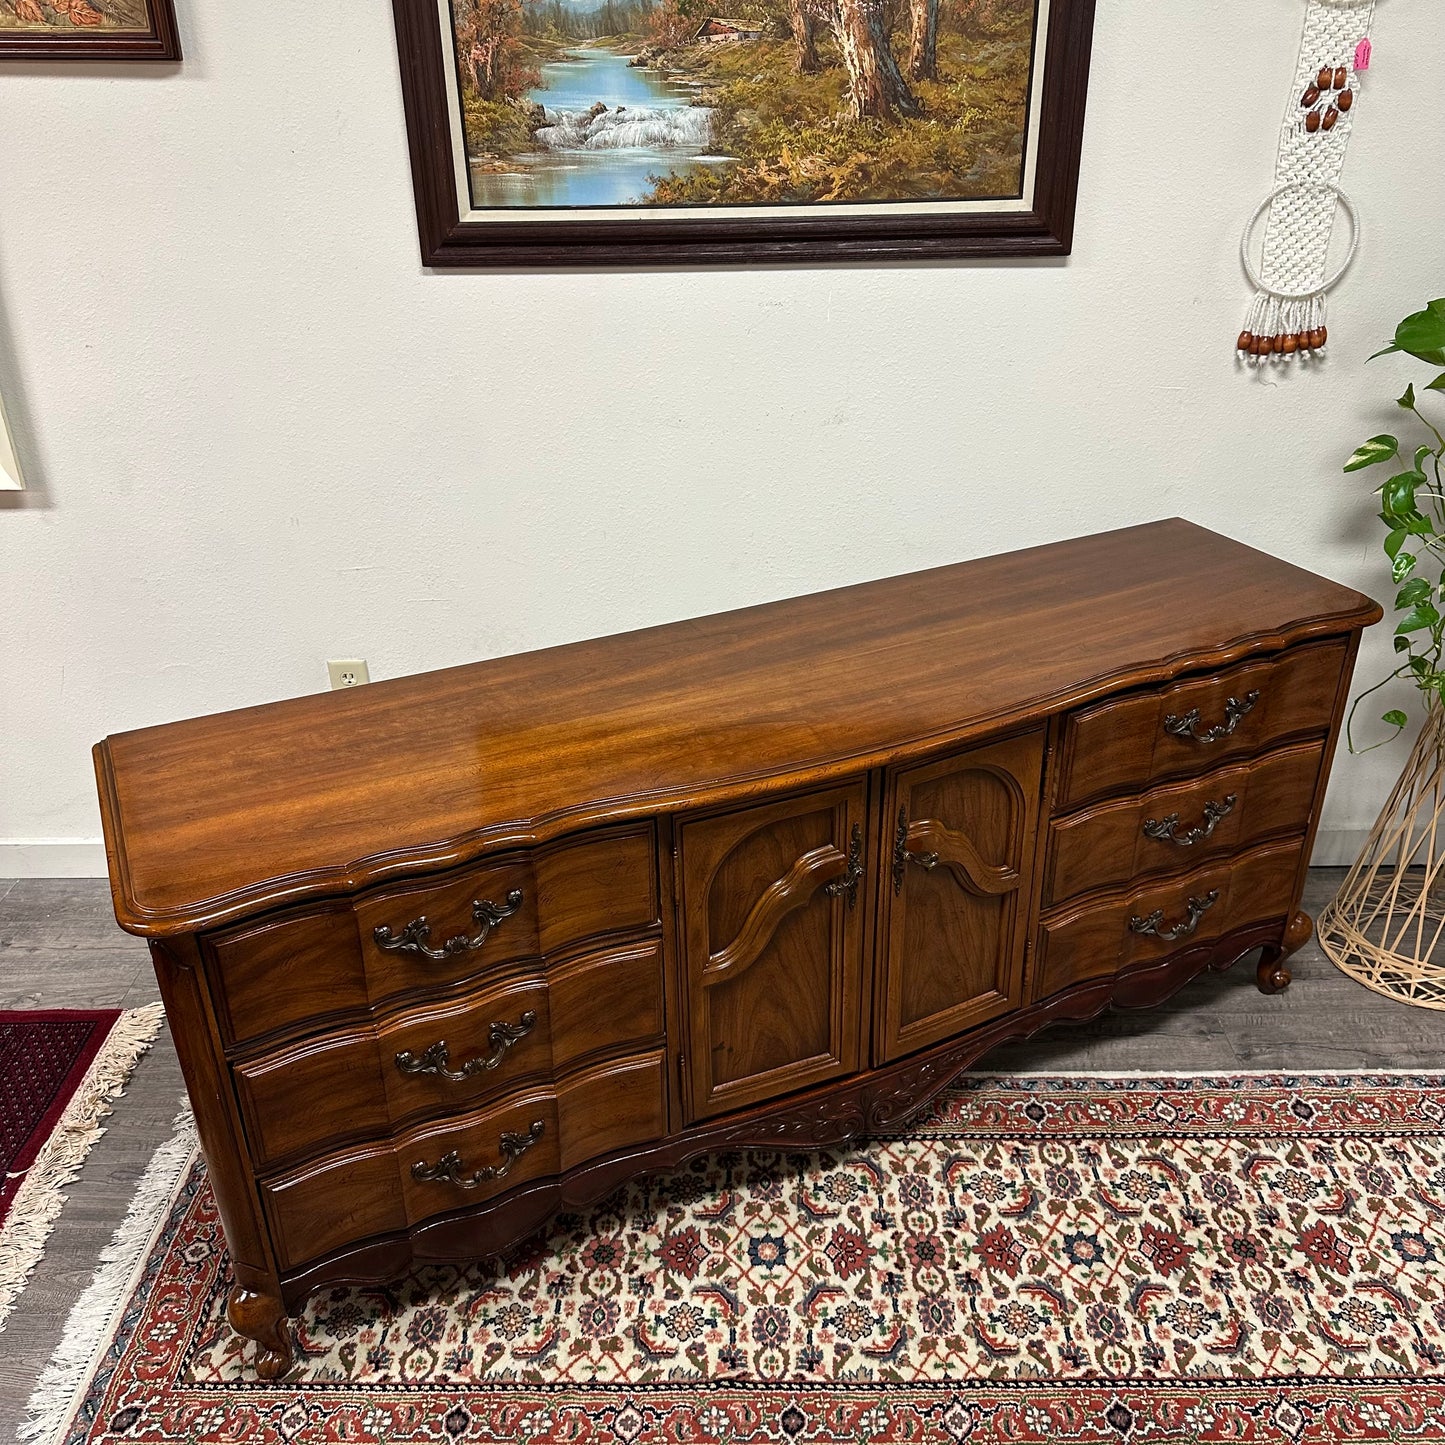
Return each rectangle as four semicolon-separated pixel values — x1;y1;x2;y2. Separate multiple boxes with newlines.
470;46;730;209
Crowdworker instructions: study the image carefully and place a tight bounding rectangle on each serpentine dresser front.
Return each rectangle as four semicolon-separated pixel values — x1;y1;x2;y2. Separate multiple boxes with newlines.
94;519;1380;1379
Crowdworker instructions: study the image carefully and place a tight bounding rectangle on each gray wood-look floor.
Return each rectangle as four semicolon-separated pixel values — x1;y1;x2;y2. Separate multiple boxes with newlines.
0;870;1440;1435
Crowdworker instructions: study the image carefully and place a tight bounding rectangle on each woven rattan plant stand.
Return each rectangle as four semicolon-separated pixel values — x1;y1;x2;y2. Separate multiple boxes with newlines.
1319;704;1445;1008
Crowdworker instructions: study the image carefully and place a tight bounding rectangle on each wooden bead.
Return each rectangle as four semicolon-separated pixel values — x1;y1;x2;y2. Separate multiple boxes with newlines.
1317;65;1333;89
1338;88;1353;111
1308;327;1327;349
1281;333;1299;355
1334;66;1347;89
1305;109;1322;133
1301;85;1320;107
1322;106;1338;130
1237;331;1254;352
1249;335;1263;356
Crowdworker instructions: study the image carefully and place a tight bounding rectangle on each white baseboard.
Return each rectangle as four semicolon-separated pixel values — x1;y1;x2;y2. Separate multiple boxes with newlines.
0;829;1370;881
0;840;109;877
1309;829;1369;867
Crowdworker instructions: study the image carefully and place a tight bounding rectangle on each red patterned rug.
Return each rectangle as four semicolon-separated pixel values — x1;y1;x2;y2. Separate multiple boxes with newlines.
23;1074;1445;1444
0;1011;120;1227
0;1005;164;1327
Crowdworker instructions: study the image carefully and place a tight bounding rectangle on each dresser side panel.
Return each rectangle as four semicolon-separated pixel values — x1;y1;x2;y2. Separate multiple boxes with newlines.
149;935;280;1295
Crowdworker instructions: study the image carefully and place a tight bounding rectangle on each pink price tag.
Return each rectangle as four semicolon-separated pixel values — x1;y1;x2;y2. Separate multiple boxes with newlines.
1354;36;1372;72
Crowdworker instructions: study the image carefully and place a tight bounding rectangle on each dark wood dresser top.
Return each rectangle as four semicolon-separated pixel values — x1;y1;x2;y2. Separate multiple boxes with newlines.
95;519;1379;935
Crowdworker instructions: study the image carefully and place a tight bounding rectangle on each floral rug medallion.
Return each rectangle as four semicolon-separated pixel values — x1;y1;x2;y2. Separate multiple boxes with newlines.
34;1075;1445;1443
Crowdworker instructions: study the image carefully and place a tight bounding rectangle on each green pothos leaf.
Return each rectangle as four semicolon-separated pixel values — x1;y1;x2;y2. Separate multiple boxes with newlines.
1345;434;1400;471
1396;602;1440;635
1426;371;1445;393
1396;578;1434;608
1382;709;1410;728
1393;549;1417;580
1400;382;1418;410
1395;299;1445;366
1380;470;1426;519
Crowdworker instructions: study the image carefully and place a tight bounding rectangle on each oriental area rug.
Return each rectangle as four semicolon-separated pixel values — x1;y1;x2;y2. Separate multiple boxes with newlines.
0;1004;164;1330
23;1074;1445;1445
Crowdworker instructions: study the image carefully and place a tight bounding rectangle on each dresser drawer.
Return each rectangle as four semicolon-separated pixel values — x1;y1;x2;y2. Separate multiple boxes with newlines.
1055;642;1346;810
233;937;664;1167
1044;740;1324;906
260;1049;668;1271
1035;837;1305;999
205;824;658;1049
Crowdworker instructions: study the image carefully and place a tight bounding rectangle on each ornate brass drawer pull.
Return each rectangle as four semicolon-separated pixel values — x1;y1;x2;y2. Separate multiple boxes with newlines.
395;1011;538;1081
892;807;939;893
411;1120;545;1188
1163;691;1260;744
822;823;864;909
1142;794;1237;847
1129;889;1219;941
373;889;524;961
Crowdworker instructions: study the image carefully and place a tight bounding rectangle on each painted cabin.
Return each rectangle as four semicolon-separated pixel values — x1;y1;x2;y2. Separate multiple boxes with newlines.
693;17;764;42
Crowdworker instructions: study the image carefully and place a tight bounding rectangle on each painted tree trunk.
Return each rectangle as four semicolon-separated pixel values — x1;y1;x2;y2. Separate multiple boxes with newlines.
832;0;921;120
790;0;821;73
469;39;503;101
908;0;938;81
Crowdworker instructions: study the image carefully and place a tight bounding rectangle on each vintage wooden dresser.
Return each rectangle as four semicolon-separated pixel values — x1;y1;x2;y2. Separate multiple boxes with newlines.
95;519;1379;1378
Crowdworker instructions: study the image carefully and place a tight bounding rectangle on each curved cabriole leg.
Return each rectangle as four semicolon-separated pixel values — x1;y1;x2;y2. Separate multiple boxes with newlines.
227;1285;294;1380
1257;910;1311;995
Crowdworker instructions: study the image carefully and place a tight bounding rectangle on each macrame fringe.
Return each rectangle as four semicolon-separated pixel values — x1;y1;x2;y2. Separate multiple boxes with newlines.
19;1100;198;1445
0;1003;166;1333
1237;290;1328;365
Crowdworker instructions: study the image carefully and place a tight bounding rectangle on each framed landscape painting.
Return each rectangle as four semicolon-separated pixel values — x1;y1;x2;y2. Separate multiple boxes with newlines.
392;0;1096;266
0;0;179;59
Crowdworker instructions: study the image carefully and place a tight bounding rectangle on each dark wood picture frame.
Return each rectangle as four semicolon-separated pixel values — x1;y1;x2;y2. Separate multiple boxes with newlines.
391;0;1097;269
0;0;180;60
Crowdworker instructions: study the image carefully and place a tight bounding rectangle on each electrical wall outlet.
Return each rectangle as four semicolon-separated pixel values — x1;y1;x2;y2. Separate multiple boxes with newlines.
327;659;370;690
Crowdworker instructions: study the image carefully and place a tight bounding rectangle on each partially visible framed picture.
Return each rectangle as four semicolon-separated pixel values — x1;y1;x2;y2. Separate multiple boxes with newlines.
391;0;1095;268
0;0;180;60
0;389;21;492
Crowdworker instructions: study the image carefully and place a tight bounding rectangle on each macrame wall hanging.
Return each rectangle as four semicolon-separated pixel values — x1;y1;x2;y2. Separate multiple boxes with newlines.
1237;0;1376;365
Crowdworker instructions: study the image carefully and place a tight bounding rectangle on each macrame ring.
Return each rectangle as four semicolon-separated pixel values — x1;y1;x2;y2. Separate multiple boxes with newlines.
1240;180;1360;299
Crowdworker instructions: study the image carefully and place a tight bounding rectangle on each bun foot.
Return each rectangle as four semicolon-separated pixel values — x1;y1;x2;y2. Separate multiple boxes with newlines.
1256;955;1292;995
227;1285;294;1380
1256;910;1311;995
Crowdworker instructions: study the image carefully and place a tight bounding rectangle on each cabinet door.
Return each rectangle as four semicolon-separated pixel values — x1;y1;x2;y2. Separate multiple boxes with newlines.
878;730;1044;1062
678;782;868;1121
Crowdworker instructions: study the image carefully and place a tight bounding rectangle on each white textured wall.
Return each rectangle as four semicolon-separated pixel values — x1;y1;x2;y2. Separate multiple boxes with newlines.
2;1;1442;874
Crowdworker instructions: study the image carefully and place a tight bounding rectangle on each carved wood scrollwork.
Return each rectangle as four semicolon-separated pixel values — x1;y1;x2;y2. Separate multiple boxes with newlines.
709;1092;870;1149
892;806;1021;898
701;842;849;986
866;1057;946;1131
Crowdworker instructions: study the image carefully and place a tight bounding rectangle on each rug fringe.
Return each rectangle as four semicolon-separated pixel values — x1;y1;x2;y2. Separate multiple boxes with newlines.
19;1099;197;1445
0;1003;167;1333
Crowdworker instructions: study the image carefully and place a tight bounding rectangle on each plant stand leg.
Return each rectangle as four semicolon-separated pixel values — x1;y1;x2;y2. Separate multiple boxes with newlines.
1257;910;1311;995
227;1285;294;1380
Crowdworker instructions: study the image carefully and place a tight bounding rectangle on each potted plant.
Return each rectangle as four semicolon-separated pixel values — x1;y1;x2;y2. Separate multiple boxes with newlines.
1318;297;1445;1005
